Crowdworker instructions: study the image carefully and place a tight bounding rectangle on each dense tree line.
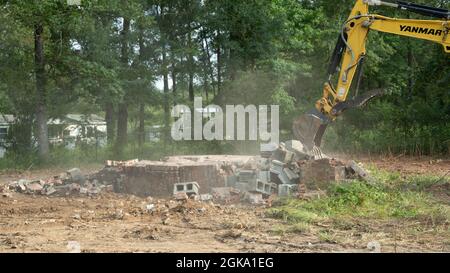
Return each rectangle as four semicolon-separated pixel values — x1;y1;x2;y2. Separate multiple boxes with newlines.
0;0;448;164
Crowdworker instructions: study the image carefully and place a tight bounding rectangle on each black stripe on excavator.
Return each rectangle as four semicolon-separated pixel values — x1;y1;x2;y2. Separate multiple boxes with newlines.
327;32;348;76
397;1;449;19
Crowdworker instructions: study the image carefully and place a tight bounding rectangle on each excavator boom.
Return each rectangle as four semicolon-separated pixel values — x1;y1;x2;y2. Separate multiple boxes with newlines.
293;0;449;152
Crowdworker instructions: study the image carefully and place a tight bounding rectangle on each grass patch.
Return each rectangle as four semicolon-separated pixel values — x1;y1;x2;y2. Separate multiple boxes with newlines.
268;173;449;230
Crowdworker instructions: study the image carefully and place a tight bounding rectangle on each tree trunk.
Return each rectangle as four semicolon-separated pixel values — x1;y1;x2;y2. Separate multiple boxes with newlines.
34;23;49;161
407;41;414;99
116;102;128;154
203;34;216;96
217;45;221;94
138;103;145;148
105;102;115;145
162;44;170;143
188;31;195;102
115;17;130;156
171;58;177;105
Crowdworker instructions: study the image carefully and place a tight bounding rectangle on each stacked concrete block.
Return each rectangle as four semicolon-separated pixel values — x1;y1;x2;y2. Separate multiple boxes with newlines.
270;160;285;175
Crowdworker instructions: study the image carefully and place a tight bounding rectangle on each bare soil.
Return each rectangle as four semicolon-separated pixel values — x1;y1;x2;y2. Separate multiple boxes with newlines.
0;157;448;253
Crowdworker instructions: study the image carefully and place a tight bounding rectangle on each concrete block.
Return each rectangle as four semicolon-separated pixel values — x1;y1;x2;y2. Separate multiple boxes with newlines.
278;171;293;185
278;184;297;197
347;161;373;183
270;160;284;174
258;171;270;183
244;192;264;205
238;170;256;183
284;168;299;180
285;140;309;160
251;180;277;195
235;182;249;192
226;175;238;188
173;182;200;196
283;150;295;163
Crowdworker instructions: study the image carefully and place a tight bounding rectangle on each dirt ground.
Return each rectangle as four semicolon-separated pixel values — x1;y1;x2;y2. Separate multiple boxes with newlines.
0;157;448;253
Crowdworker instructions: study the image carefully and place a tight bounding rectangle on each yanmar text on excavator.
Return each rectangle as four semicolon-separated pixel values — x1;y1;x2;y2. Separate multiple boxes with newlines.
293;0;449;156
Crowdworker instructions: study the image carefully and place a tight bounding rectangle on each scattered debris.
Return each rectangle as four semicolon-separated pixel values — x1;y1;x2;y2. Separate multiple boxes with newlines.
4;141;372;204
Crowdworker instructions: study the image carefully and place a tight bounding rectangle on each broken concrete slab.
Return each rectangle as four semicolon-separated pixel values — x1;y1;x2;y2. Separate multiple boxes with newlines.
283;168;299;183
270;160;285;174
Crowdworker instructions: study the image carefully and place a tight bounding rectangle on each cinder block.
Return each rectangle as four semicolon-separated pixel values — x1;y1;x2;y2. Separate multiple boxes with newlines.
270;160;284;174
173;182;200;196
238;170;256;183
283;168;299;183
249;180;276;195
278;184;297;197
258;171;270;183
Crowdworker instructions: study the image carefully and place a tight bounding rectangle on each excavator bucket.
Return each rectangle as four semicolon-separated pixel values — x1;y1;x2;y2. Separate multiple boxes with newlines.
292;109;330;151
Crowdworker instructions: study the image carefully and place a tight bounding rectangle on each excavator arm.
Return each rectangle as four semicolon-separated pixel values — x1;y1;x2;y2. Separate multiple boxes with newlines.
293;0;449;151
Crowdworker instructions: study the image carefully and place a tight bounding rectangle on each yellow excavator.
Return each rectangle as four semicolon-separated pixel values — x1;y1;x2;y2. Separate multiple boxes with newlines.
293;0;449;154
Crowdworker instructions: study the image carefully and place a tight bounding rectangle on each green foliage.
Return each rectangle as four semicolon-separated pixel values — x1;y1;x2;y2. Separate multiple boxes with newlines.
268;173;449;225
0;0;449;165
